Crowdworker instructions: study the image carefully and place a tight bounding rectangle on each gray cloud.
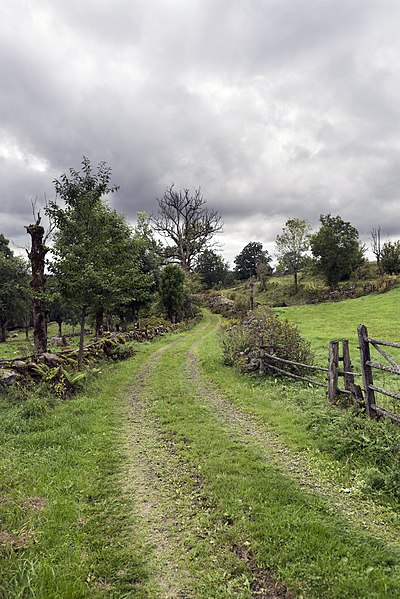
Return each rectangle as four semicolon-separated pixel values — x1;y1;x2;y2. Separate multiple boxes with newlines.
1;0;400;265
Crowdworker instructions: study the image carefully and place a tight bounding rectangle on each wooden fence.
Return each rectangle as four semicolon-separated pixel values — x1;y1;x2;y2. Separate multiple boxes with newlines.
259;339;361;399
261;325;400;425
357;324;400;424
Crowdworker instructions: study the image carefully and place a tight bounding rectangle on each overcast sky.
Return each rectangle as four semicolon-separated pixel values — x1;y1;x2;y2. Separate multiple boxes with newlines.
1;0;400;265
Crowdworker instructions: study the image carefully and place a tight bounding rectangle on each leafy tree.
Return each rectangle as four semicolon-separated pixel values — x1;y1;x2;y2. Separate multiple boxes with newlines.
380;240;400;274
0;236;29;342
195;249;228;289
310;214;364;289
275;218;311;292
159;264;185;323
46;157;123;367
151;185;223;272
234;242;271;280
112;233;159;329
47;275;80;337
0;233;12;258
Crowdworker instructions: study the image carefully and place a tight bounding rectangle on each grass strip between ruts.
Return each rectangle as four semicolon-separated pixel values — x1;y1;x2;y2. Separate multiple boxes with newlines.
145;313;400;598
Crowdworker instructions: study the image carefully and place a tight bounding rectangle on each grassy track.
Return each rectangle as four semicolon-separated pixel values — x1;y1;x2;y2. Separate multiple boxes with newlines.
3;309;400;597
143;313;400;597
0;332;189;598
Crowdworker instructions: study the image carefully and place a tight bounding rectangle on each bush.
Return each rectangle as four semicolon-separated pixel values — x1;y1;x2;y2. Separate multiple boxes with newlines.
222;306;313;375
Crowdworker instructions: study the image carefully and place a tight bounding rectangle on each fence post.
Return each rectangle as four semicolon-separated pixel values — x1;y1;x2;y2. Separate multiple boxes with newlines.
357;324;376;418
328;341;339;402
342;340;354;392
259;333;266;376
249;281;254;311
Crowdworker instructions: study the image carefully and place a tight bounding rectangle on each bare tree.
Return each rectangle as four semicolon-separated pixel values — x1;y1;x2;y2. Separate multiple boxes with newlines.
151;185;223;272
370;226;382;274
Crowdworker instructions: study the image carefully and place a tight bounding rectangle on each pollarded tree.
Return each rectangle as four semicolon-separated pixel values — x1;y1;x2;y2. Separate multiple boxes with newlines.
234;242;271;280
275;218;312;292
310;214;364;289
151;185;223;272
195;249;228;289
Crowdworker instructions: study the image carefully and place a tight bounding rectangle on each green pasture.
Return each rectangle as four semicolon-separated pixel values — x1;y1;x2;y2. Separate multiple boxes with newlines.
273;287;400;419
0;323;81;360
274;286;400;361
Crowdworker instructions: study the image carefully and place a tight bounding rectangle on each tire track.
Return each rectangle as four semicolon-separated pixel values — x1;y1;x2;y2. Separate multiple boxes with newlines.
186;324;400;550
124;337;194;598
123;321;292;598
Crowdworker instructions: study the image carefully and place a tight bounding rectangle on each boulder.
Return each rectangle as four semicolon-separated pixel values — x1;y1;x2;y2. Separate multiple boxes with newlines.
41;353;64;368
0;370;17;385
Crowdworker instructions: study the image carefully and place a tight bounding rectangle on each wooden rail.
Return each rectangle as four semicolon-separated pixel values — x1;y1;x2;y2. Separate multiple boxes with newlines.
358;324;400;424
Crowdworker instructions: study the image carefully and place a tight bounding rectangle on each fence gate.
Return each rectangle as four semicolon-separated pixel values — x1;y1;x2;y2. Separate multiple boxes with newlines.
358;324;400;424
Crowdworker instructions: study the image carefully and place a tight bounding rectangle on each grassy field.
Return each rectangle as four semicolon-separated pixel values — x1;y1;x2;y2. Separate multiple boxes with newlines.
274;286;400;359
0;322;81;360
3;299;400;597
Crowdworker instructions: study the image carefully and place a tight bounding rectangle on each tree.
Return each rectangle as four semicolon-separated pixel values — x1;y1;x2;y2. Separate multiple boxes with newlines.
380;240;400;274
256;262;270;292
46;157;121;368
195;249;228;289
275;218;311;292
234;242;271;280
112;233;159;330
159;264;185;323
151;185;223;272
0;236;29;342
26;214;50;353
310;214;364;289
370;226;383;274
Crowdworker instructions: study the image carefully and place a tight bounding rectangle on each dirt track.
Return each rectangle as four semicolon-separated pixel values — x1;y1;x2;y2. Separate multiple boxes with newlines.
123;316;400;597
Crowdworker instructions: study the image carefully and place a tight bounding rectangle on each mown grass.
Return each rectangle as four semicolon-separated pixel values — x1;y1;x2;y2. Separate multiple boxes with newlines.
0;332;188;598
145;316;400;597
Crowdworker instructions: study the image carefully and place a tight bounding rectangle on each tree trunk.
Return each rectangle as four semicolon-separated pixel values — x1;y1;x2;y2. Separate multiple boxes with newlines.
23;315;30;340
78;307;87;371
0;319;6;342
259;273;265;292
294;270;298;293
26;221;48;354
95;309;103;338
121;316;127;332
57;320;63;337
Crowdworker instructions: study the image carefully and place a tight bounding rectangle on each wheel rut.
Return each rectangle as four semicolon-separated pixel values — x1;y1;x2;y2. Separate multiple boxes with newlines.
123;326;292;598
186;326;400;550
124;338;194;598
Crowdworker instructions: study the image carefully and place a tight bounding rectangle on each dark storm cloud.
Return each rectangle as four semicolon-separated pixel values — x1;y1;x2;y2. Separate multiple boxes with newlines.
1;0;400;263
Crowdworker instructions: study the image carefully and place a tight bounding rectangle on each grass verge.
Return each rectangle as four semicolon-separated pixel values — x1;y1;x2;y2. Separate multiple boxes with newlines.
0;331;188;598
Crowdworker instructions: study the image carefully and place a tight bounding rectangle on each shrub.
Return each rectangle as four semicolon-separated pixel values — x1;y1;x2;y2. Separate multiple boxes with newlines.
222;306;313;375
